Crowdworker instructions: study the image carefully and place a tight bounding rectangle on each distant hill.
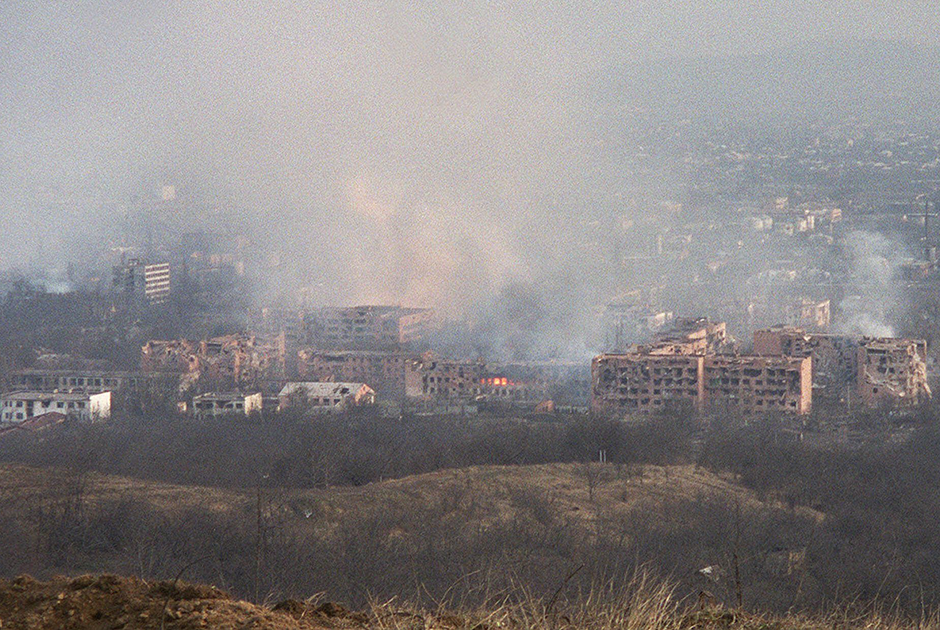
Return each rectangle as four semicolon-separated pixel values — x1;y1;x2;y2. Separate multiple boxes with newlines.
597;40;940;125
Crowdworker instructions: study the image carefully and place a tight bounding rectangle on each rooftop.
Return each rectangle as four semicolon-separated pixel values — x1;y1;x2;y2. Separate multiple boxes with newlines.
279;382;371;398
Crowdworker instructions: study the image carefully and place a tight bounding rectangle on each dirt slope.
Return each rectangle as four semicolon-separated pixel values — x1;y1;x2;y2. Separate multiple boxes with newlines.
0;574;364;630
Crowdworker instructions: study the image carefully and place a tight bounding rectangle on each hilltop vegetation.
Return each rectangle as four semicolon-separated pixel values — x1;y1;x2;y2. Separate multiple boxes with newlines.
0;459;810;612
1;412;940;617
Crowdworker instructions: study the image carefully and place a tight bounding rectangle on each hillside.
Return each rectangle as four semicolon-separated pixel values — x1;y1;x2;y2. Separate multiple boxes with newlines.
0;460;819;535
0;460;824;612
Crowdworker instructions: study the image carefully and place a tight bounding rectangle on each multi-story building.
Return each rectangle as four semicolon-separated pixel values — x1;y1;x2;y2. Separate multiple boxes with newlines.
0;391;112;424
703;355;812;415
749;298;831;330
142;335;285;386
591;352;812;415
141;339;198;373
753;327;930;406
143;263;171;303
248;307;306;345
639;317;732;356
8;369;149;393
591;318;811;416
753;326;858;395
592;353;705;413
857;339;930;405
602;303;674;351
112;259;171;305
296;350;412;398
405;357;485;399
304;306;435;349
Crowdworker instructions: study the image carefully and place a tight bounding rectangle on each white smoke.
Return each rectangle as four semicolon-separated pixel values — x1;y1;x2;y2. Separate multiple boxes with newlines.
837;230;907;337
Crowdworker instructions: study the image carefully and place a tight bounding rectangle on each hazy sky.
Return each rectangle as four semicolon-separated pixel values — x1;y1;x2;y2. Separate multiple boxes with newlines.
2;1;939;309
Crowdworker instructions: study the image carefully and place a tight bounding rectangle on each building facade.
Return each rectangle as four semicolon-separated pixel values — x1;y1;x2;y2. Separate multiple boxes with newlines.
1;391;112;424
304;306;435;349
277;382;376;413
404;358;485;399
753;327;930;406
191;392;263;419
296;350;412;398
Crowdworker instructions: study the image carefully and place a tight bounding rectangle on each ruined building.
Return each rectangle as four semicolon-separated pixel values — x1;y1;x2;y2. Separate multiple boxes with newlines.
639;317;733;356
857;338;930;405
592;353;705;413
296;350;412;398
591;319;812;416
703;355;812;415
753;327;930;406
303;306;435;350
404;356;485;400
141;334;286;388
747;298;830;331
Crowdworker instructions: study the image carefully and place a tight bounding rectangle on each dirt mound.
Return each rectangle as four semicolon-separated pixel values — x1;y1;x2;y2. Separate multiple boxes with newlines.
0;574;357;629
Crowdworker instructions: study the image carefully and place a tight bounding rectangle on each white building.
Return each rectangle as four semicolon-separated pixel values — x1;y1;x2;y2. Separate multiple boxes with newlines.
191;392;263;419
112;259;171;305
0;391;112;424
277;382;375;413
144;263;171;304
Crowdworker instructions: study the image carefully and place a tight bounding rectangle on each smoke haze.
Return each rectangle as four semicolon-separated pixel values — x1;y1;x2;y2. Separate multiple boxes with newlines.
4;2;940;355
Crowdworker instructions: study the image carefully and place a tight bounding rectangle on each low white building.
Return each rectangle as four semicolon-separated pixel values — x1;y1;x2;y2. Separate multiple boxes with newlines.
191;392;263;419
277;382;375;413
0;391;112;424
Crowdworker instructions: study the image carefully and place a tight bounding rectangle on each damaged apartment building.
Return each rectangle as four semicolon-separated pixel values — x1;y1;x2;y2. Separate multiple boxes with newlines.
302;305;435;350
592;318;813;416
141;334;286;389
403;355;589;411
754;327;931;406
296;349;412;398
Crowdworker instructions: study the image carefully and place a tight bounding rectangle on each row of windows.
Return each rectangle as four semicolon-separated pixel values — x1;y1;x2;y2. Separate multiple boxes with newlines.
2;400;85;409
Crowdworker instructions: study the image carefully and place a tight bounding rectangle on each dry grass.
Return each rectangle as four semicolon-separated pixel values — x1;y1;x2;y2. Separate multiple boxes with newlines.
0;461;777;520
0;568;935;629
0;461;823;557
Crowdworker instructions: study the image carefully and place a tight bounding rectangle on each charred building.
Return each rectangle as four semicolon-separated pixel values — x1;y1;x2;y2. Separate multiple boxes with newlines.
404;356;485;400
296;350;413;398
592;318;812;416
753;327;930;406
